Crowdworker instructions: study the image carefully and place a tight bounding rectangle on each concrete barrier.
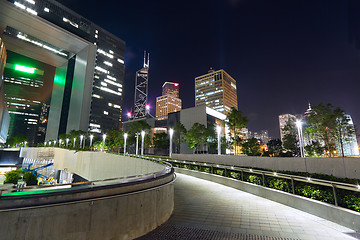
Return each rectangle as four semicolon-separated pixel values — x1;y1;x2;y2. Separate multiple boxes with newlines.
176;168;360;232
172;154;360;179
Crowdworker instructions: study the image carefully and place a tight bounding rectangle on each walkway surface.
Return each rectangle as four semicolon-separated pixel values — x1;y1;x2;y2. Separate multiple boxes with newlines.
139;173;357;240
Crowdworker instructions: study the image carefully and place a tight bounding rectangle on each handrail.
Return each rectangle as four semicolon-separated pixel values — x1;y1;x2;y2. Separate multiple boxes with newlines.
0;155;173;197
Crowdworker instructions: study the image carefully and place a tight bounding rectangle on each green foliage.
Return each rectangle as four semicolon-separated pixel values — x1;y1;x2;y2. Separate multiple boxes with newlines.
173;122;187;153
6;135;27;147
241;138;261;156
267;178;291;193
306;103;353;157
266;139;283;156
225;107;248;154
282;117;299;156
126;120;151;147
340;195;360;212
107;129;124;153
246;174;262;185
229;171;241;179
295;184;334;204
184;123;208;152
304;141;324;157
4;170;20;184
23;172;38;185
153;132;169;150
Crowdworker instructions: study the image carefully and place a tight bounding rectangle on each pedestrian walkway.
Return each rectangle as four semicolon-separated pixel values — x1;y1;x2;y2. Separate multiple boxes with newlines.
139;173;357;240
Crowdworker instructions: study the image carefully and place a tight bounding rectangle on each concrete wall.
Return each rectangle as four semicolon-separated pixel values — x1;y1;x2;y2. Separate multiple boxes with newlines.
172;154;360;179
20;148;165;181
176;168;360;232
0;180;174;240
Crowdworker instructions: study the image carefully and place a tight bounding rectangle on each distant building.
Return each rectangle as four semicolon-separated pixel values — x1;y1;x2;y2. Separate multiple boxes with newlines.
278;114;296;142
156;82;181;120
195;69;237;115
133;52;150;119
162;82;179;98
256;130;269;143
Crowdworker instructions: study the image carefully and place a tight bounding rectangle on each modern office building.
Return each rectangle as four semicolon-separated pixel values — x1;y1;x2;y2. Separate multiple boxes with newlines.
0;0;125;143
195;68;238;115
0;37;10;143
162;82;179;98
156;82;181;120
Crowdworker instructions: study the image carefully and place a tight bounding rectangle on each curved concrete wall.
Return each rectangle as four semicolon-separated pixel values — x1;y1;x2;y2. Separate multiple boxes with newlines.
173;154;360;179
0;181;174;240
21;148;165;180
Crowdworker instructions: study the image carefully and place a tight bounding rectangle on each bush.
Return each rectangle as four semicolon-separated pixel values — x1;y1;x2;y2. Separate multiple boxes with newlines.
340;195;360;212
4;170;20;184
23;172;38;186
295;184;334;204
267;178;291;193
247;174;262;185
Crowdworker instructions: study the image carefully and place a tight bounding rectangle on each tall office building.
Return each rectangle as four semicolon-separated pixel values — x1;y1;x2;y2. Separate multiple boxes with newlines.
0;37;10;143
195;69;238;115
0;0;125;143
133;52;149;119
156;82;181;120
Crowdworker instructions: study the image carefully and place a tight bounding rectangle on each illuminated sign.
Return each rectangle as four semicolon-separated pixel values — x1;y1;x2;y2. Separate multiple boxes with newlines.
14;64;36;74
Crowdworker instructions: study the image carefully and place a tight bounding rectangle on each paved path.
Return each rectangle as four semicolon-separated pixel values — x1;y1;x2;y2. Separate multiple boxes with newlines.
139;173;357;240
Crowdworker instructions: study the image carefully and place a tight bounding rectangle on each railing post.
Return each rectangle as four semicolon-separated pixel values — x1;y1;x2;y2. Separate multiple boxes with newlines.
224;167;227;177
291;177;295;194
262;173;265;186
241;170;244;181
332;183;338;206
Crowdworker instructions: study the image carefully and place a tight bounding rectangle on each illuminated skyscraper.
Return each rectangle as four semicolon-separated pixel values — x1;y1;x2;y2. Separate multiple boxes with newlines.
133;52;150;119
195;69;237;114
278;114;295;142
0;37;9;143
0;0;125;143
156;82;181;120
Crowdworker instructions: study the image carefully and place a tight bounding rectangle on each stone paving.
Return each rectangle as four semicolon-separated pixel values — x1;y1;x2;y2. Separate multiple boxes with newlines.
139;173;357;240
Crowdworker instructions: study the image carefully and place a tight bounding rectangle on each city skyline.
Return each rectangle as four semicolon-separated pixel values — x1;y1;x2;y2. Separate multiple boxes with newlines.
53;0;360;138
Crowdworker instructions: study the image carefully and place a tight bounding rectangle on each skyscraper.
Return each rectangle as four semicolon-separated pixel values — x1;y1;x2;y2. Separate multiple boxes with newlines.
156;82;181;120
195;69;237;114
278;114;295;142
132;52;149;119
0;37;9;143
0;0;125;143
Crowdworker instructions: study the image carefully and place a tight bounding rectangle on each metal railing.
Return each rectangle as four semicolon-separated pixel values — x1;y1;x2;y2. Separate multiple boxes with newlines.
135;155;360;207
0;156;173;197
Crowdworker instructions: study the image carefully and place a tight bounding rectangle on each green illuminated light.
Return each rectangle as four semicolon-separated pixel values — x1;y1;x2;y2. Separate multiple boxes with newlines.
14;64;36;74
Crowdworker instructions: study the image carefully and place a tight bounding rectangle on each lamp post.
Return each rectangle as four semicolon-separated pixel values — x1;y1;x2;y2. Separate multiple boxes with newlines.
123;133;128;155
296;120;305;158
73;138;76;148
141;131;145;155
102;134;106;152
44;141;47;147
135;133;139;155
24;141;27;147
217;125;221;155
53;140;56;147
90;135;93;147
80;135;84;149
66;138;69;147
169;128;174;157
59;139;62;147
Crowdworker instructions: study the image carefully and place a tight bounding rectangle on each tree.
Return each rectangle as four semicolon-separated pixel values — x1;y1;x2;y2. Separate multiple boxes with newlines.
241;138;261;156
306;103;353;157
282;117;299;156
6;135;27;147
267;139;283;156
225;107;248;154
184;123;208;153
206;124;217;153
304;141;324;157
153;132;169;150
173;122;187;153
107;129;124;153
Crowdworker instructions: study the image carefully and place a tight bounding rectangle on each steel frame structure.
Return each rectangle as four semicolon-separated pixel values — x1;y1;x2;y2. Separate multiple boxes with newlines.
133;51;150;119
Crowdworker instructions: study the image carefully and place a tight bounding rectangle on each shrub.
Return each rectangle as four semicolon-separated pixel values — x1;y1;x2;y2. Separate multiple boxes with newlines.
267;178;291;193
229;171;241;180
23;172;38;186
247;174;262;185
295;184;334;204
4;170;20;184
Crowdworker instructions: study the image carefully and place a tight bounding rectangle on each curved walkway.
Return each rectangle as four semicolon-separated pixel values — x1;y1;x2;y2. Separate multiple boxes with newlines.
139;173;357;240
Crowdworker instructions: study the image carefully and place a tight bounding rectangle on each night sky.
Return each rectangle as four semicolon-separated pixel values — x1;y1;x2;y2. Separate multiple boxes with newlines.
57;0;360;139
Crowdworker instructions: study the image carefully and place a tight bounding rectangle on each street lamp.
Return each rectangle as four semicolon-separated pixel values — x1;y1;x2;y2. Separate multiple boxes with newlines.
44;141;47;147
102;134;106;152
73;138;76;148
123;133;128;155
59;139;62;147
217;125;221;155
24;141;27;147
53;140;56;147
169;128;174;157
80;135;84;149
66;138;69;147
90;135;93;147
296;120;305;158
141;131;145;155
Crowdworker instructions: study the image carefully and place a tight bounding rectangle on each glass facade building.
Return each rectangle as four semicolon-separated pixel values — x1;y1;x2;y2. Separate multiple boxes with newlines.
195;69;238;115
1;0;125;142
0;37;10;143
156;82;181;120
